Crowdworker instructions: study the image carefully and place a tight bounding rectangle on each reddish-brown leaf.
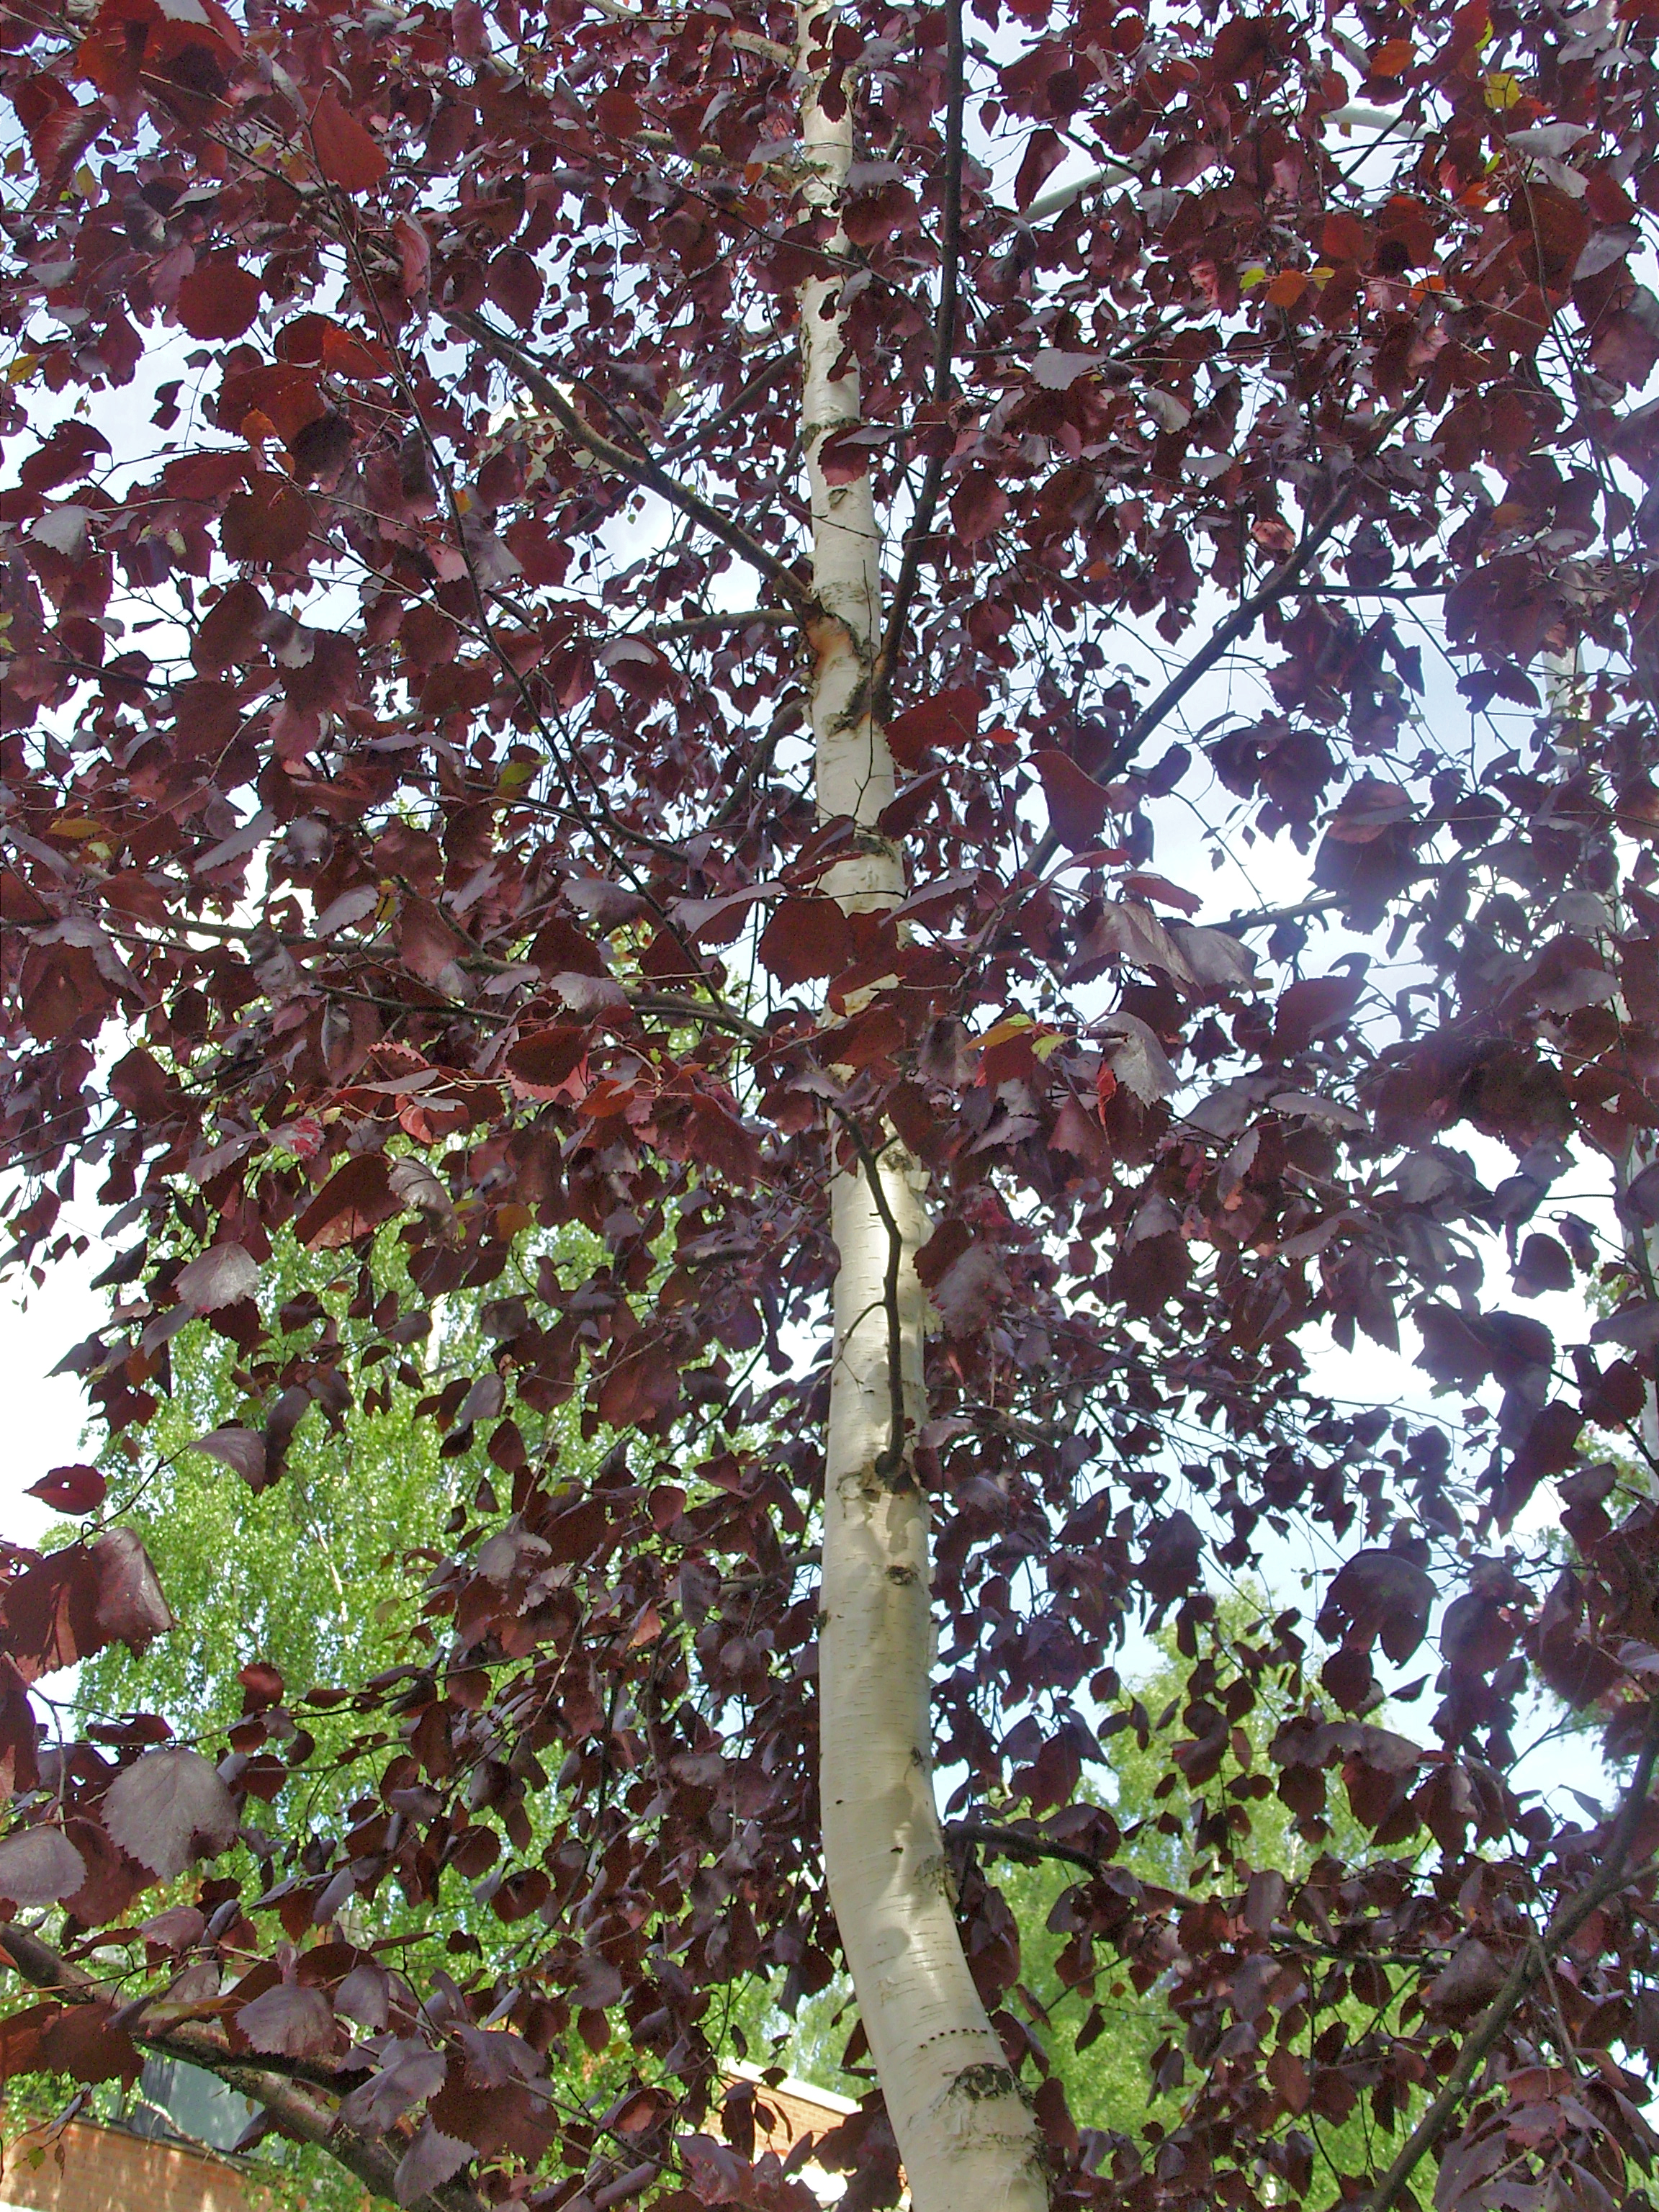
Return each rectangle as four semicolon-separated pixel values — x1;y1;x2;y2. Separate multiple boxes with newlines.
486;247;543;325
310;91;389;193
950;468;1008;544
193;1426;269;1490
0;1827;86;1906
39;2004;142;2090
60;1820;141;1926
176;1241;258;1313
1014;125;1066;209
221;475;313;565
394;2121;473;2206
1138;1511;1202;1605
1034;750;1110;848
192;580;267;672
294;1154;399;1250
25;1464;106;1515
1318;1549;1434;1663
176;254;261;341
91;1528;174;1655
886;686;984;770
102;1748;238;1881
237;1982;337;2058
507;1025;590;1095
1272;973;1365;1054
758;896;855;985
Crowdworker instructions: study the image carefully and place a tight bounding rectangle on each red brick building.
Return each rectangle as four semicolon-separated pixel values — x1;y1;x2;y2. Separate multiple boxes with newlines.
0;2065;859;2210
1;2118;268;2212
728;2062;860;2205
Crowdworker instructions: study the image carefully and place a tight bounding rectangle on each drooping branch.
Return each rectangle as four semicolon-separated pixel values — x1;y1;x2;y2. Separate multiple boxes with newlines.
0;1925;487;2212
448;311;818;619
1359;1698;1659;2212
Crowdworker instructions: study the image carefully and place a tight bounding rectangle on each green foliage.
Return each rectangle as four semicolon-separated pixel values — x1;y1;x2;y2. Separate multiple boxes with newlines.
0;2066;357;2212
737;1598;1419;2198
995;1602;1427;2195
51;1272;1425;2198
81;1240;467;1746
26;1233;644;2200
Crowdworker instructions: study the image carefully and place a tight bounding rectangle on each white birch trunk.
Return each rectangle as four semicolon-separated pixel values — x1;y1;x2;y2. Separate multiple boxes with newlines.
799;11;1048;2206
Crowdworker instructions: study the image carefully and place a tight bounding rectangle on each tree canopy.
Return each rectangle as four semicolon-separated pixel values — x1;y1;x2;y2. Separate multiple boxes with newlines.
5;0;1659;2204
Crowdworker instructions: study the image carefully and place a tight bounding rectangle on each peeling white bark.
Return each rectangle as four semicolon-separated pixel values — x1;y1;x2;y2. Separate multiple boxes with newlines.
799;10;1048;2207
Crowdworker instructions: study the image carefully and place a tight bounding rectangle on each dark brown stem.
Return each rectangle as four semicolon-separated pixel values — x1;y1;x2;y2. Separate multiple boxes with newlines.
871;0;965;715
948;1821;1107;1881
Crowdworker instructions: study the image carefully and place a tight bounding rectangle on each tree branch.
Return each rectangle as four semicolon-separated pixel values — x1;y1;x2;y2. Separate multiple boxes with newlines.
1218;890;1343;936
1360;1696;1659;2212
871;0;966;716
582;0;791;64
948;1821;1109;1881
629;992;771;1044
1219;865;1442;940
1022;391;1423;881
449;311;817;620
660;351;793;465
637;607;792;640
1022;156;1141;221
0;1925;487;2212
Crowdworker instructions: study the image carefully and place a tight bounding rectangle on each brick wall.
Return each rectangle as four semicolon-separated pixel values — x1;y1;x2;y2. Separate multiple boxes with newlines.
1;2118;269;2212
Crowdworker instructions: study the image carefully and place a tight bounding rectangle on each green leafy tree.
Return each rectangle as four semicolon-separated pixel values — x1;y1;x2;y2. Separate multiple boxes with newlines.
997;1603;1406;2192
13;1234;619;2209
740;1594;1415;2200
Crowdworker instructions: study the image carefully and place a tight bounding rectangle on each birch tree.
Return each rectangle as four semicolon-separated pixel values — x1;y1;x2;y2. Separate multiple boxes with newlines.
7;0;1659;2209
